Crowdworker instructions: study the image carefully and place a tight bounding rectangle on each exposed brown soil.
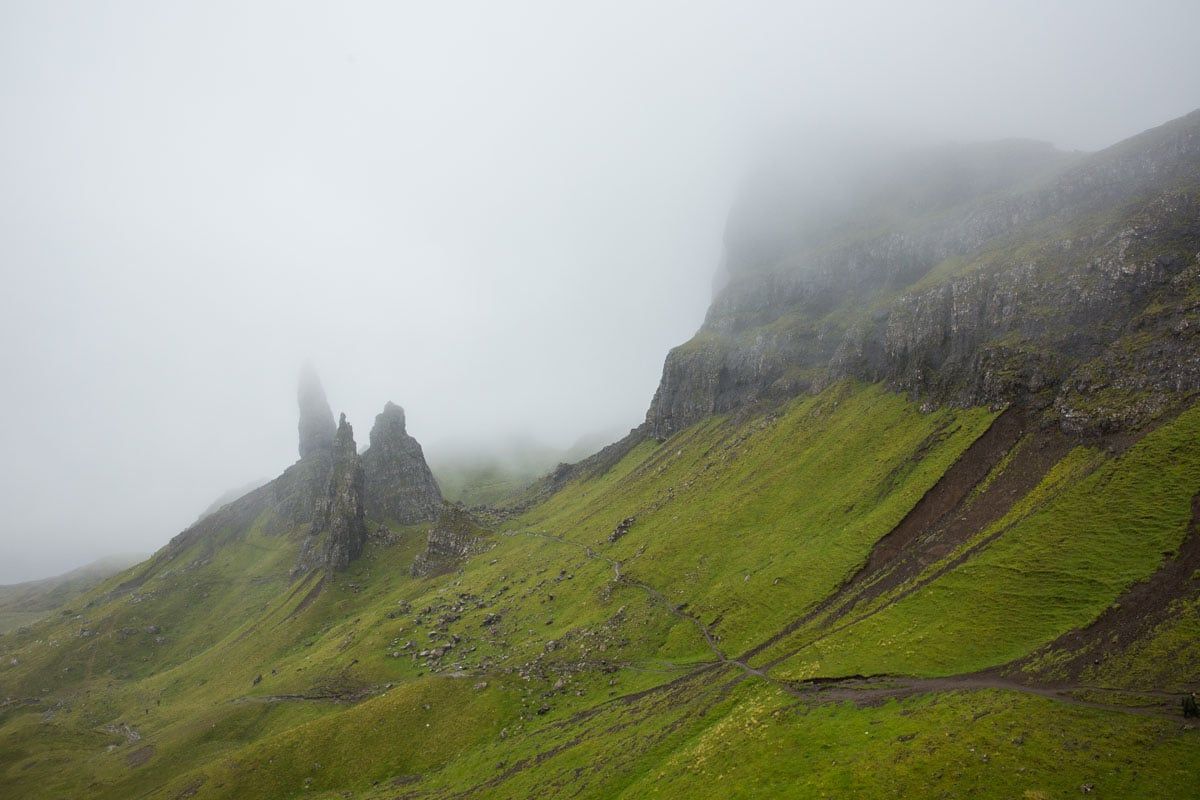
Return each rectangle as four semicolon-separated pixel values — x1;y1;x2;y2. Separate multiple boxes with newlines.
1009;492;1200;684
126;744;155;768
282;575;324;621
779;673;1193;719
751;423;1090;672
172;777;205;800
240;684;384;704
821;413;1075;624
834;410;1042;607
738;406;1054;663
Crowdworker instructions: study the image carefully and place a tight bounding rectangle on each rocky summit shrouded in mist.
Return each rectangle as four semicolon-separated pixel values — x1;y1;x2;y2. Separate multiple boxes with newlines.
5;109;1200;800
296;362;336;460
362;402;443;525
647;110;1200;439
144;368;442;579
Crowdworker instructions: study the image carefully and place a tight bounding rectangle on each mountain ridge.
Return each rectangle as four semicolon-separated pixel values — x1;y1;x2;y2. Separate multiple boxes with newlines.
647;108;1200;438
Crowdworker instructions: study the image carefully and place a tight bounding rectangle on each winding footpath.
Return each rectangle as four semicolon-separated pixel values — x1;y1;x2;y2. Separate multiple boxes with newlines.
511;529;1193;720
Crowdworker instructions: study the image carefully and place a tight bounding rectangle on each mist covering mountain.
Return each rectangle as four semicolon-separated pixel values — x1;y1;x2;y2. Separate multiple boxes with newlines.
3;107;1200;798
429;431;624;507
5;3;1200;796
4;1;1200;586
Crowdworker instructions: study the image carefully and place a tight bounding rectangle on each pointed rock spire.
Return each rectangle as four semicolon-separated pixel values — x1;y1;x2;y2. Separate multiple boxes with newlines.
292;412;368;575
297;363;336;460
362;402;443;524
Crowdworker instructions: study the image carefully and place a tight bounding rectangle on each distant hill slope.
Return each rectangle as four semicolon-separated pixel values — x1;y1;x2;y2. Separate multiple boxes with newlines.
430;432;620;507
2;109;1200;800
193;479;271;523
0;555;143;632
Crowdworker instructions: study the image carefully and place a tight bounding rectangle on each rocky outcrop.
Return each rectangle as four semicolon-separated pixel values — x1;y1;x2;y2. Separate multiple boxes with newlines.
835;193;1200;414
293;414;368;575
411;505;489;577
646;109;1200;438
163;370;375;576
297;363;336;460
163;369;340;559
263;367;344;532
361;402;442;524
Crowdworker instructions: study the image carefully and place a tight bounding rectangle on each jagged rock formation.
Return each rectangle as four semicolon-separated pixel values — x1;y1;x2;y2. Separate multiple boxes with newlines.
647;109;1200;438
164;369;370;577
163;372;442;575
297;363;336;459
362;402;443;524
293;414;368;575
411;505;489;577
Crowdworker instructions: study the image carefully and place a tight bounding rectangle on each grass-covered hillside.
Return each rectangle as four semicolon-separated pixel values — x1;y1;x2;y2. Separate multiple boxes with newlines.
5;111;1200;799
2;378;1198;799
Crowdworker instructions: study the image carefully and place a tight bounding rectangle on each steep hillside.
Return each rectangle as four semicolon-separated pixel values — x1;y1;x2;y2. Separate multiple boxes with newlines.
3;110;1200;799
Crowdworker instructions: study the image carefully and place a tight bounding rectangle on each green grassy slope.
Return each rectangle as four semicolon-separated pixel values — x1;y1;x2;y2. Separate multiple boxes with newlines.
768;403;1200;679
517;383;997;655
2;382;1198;799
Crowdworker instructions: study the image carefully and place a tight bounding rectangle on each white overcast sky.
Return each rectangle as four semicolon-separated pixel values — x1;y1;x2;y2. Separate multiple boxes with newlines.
1;0;1198;582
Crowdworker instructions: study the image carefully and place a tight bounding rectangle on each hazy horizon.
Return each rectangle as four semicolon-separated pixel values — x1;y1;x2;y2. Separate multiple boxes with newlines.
3;0;1199;584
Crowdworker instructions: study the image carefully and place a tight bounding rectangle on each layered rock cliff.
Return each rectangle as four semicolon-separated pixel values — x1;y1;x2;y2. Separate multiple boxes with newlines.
646;109;1200;438
362;402;443;524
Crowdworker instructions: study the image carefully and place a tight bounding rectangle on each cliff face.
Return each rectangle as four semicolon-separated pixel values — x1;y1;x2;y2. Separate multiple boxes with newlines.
646;110;1200;438
293;414;368;575
361;402;443;524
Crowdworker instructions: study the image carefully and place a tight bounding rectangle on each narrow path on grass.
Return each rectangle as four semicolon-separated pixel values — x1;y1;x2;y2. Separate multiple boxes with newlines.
781;673;1197;719
510;529;1196;717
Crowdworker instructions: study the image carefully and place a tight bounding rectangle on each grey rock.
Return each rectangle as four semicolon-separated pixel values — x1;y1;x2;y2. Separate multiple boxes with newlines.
411;506;489;577
293;414;368;575
609;517;635;543
362;402;442;525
